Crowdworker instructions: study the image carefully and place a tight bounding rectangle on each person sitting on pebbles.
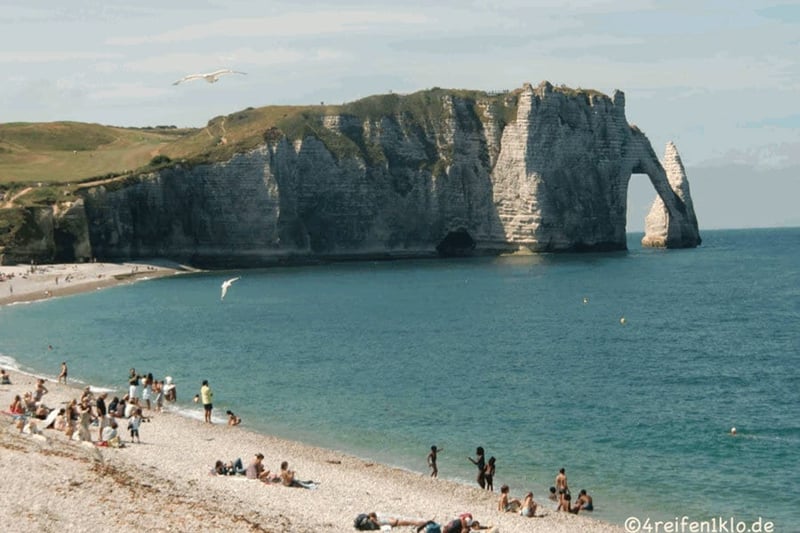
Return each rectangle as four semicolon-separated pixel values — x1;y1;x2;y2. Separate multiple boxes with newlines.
245;453;271;482
279;460;318;489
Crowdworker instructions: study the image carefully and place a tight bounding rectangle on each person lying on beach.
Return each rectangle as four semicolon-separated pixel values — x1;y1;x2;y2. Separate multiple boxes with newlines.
355;512;429;530
245;453;271;482
278;460;317;489
416;522;443;533
211;460;228;476
210;458;245;476
442;513;491;533
577;489;593;511
497;484;521;512
226;410;241;426
519;491;538;517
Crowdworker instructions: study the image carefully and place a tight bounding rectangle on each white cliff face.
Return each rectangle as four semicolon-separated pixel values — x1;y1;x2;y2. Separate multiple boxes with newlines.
74;82;700;267
642;142;701;248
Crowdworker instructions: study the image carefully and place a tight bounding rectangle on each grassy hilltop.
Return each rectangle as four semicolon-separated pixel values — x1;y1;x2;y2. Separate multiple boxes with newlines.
0;83;609;208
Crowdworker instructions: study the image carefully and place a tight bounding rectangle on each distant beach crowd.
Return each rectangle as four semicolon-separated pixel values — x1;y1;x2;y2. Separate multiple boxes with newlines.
2;360;600;532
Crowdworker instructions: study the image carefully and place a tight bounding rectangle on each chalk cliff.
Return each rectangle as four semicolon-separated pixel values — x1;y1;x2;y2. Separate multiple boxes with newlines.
642;142;701;248
3;82;701;266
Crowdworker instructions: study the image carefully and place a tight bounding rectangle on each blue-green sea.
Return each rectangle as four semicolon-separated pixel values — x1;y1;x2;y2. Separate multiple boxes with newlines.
1;228;798;529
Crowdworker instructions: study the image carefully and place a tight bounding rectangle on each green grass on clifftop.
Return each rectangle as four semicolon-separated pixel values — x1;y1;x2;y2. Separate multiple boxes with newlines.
0;83;607;205
0;122;191;184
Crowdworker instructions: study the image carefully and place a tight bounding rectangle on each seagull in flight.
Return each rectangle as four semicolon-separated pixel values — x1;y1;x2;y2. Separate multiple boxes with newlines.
220;276;241;301
173;69;247;86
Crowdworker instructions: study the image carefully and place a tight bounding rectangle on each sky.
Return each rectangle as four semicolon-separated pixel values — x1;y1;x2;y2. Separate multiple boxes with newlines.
1;0;798;231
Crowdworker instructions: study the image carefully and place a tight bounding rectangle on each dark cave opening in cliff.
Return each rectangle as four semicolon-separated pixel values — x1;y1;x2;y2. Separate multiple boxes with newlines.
436;229;476;257
53;228;77;262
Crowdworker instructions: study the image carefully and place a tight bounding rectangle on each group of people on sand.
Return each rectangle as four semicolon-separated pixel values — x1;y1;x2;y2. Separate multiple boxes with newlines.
431;444;594;520
3;363;186;447
548;467;593;514
128;367;177;413
5;375;130;445
209;452;317;489
467;446;497;490
495;466;593;518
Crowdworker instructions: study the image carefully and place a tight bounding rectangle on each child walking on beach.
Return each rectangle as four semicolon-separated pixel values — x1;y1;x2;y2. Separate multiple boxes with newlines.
128;408;142;443
427;445;442;478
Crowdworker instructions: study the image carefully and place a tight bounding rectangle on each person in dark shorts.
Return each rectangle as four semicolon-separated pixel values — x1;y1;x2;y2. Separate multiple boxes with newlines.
200;379;213;423
467;447;486;489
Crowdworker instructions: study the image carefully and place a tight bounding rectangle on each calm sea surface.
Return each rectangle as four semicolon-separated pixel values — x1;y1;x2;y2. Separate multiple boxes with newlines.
1;228;798;529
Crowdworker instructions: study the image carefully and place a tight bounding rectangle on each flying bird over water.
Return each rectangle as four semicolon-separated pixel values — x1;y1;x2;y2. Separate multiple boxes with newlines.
220;277;241;301
173;69;247;85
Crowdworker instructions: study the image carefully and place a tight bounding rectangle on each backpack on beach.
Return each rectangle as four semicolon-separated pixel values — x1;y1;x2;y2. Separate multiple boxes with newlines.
353;513;380;530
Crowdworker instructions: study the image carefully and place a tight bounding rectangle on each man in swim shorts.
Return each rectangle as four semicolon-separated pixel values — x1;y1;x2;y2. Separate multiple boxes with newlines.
200;379;213;423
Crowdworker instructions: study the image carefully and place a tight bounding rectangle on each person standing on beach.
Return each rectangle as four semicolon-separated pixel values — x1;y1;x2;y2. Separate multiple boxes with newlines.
467;446;486;489
58;362;68;384
96;392;108;442
141;372;153;410
427;445;442;478
484;456;496;491
33;378;48;403
128;368;140;401
555;467;568;495
78;401;92;442
200;380;213;423
154;381;164;412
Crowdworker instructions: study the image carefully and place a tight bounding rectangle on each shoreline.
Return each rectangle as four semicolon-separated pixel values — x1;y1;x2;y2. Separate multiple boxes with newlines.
0;260;623;532
1;366;623;532
0;260;192;307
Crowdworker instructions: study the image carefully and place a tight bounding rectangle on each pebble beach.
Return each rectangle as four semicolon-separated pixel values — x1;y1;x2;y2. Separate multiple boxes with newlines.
0;261;624;533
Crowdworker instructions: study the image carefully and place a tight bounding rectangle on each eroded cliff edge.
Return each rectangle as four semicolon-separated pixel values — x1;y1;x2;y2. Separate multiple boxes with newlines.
3;82;701;266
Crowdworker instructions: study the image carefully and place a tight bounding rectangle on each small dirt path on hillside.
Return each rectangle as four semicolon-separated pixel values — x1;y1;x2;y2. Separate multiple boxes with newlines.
2;186;32;207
